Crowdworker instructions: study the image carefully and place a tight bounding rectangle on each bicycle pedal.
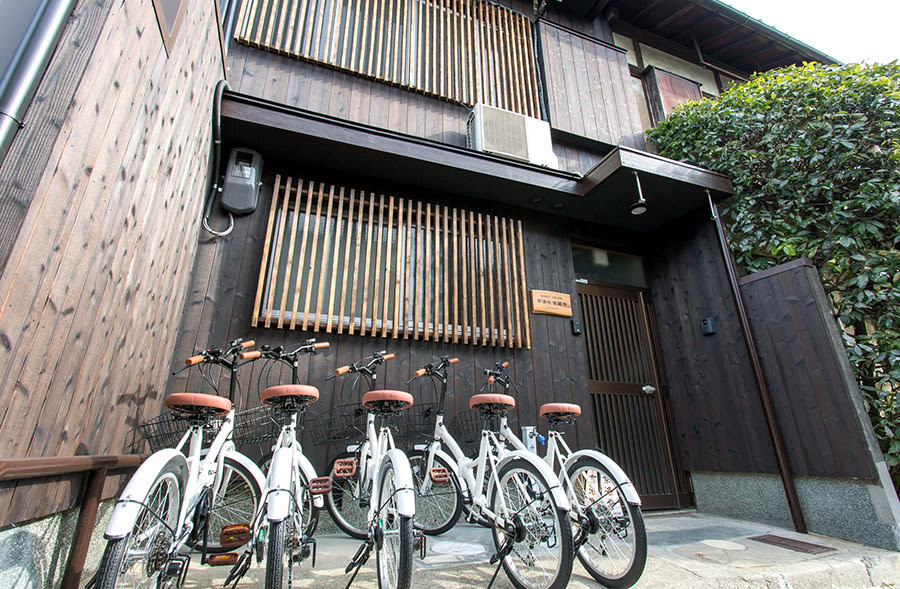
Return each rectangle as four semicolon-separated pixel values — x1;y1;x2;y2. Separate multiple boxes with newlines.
333;458;357;478
309;476;332;495
430;467;450;483
220;523;252;549
207;553;239;566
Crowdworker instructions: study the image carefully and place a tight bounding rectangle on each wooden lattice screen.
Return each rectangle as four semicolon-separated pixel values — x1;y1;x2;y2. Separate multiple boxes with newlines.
234;0;541;117
251;175;531;347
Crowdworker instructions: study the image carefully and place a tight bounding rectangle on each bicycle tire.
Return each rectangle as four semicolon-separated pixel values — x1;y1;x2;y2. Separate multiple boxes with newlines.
408;450;462;536
375;456;414;589
489;459;574;589
566;455;647;588
95;457;186;588
265;517;293;589
325;450;369;540
188;455;263;553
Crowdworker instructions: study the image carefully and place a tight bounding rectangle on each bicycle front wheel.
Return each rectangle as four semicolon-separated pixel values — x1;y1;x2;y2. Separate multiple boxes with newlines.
265;516;297;589
566;455;646;588
489;460;574;589
375;457;414;589
95;458;186;588
408;450;462;535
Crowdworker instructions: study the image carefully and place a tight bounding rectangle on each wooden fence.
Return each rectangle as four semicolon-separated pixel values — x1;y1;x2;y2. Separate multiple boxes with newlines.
251;174;531;347
234;0;541;117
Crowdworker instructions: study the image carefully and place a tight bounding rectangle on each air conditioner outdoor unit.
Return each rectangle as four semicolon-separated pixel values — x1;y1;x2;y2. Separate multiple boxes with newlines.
467;103;559;169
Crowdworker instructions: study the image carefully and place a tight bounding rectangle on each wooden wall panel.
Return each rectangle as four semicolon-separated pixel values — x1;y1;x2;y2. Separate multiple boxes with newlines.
646;211;778;475
170;171;591;473
740;260;878;480
538;20;645;149
0;0;225;525
642;65;702;126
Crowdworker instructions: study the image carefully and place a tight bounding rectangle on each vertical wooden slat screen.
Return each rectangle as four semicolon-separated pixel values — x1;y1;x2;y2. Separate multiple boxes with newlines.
252;174;530;347
235;0;541;117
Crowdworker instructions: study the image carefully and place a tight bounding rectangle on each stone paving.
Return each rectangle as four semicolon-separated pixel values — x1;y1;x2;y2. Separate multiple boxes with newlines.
183;511;900;588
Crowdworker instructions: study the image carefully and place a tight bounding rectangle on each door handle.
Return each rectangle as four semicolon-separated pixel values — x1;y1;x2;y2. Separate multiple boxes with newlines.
642;385;656;395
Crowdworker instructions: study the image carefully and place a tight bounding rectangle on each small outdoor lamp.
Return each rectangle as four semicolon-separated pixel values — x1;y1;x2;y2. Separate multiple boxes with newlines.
630;170;647;215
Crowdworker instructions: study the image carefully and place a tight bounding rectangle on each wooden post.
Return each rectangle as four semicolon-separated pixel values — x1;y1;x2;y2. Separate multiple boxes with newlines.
710;196;807;534
60;467;107;588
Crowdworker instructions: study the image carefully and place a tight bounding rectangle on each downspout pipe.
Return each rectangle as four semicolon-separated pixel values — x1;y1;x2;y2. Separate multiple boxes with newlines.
708;192;807;534
202;79;233;237
0;0;78;166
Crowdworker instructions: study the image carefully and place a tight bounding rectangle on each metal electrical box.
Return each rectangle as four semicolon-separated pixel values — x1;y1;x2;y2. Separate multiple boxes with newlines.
221;148;263;215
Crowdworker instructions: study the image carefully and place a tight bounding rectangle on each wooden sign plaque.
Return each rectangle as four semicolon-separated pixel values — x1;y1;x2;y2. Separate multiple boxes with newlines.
531;290;573;317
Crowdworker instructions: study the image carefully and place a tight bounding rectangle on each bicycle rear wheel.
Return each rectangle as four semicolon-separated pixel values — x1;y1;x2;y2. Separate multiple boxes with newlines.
325;450;369;539
489;460;573;589
408;450;462;535
95;458;186;588
188;455;262;553
566;455;646;588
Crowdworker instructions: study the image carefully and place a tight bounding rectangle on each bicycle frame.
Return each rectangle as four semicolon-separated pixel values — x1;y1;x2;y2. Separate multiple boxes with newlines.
353;411;416;525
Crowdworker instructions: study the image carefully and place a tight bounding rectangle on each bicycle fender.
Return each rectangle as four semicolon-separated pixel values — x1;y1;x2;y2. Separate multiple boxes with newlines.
266;448;293;523
104;450;186;539
294;453;324;509
383;449;416;518
224;448;267;494
495;450;571;511
566;449;641;505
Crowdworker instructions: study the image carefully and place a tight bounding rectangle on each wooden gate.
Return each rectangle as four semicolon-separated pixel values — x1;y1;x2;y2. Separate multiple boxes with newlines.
577;281;690;509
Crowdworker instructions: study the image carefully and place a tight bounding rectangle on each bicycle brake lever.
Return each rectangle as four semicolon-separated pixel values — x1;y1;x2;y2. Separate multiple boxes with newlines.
324;374;336;382
172;364;191;375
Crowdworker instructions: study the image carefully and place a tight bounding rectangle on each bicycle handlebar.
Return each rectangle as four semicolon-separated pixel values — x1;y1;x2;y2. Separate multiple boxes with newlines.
327;351;393;381
407;356;459;383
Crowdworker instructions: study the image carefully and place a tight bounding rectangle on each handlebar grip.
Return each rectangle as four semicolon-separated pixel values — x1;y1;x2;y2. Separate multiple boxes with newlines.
239;350;261;360
501;361;509;369
241;340;255;349
414;368;427;378
185;355;203;366
383;353;395;361
314;342;330;349
335;365;351;376
448;358;459;365
488;375;495;385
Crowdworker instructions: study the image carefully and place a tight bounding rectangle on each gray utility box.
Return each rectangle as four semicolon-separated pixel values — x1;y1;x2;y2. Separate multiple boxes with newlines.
221;148;263;215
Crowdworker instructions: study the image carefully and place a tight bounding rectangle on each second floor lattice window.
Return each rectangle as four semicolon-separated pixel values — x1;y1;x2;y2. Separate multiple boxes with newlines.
234;0;540;117
251;174;532;348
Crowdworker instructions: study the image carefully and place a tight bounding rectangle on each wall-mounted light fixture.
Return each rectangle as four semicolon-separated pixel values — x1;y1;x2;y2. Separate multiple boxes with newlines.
630;170;647;216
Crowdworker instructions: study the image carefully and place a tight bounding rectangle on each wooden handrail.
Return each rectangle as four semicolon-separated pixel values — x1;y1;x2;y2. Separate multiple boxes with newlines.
0;453;146;588
0;454;144;481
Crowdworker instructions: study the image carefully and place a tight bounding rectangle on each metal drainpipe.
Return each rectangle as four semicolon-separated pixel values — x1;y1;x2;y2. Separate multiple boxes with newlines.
0;0;78;166
708;191;807;533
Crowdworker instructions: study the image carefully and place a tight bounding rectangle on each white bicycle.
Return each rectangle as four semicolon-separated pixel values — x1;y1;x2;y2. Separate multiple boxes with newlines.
222;339;333;589
323;351;418;589
94;338;266;588
417;358;647;588
408;357;574;589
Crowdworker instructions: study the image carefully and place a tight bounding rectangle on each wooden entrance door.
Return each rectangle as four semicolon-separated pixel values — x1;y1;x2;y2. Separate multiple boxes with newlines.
577;281;690;509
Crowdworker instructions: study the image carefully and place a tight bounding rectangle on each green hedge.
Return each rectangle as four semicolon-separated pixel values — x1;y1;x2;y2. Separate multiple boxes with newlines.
647;62;900;490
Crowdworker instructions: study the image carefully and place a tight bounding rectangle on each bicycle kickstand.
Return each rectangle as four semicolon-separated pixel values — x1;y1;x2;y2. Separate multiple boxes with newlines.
343;538;374;589
487;534;515;589
223;549;252;589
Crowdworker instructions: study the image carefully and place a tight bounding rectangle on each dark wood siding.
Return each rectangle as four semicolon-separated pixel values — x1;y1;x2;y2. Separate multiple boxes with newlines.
171;169;593;470
0;0;225;525
647;210;778;475
538;20;644;148
740;259;878;480
641;65;702;126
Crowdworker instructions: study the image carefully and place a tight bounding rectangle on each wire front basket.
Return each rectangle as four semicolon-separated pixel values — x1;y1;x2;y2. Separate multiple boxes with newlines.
308;403;368;446
140;412;224;453
448;409;483;456
395;402;439;443
234;405;289;446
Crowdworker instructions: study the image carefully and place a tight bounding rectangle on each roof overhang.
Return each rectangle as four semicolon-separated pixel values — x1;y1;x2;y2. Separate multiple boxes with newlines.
221;92;732;232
